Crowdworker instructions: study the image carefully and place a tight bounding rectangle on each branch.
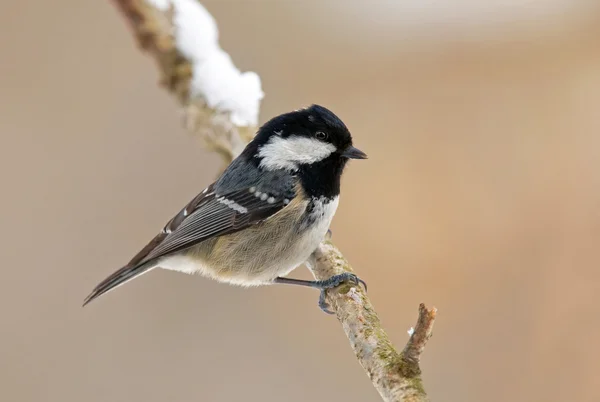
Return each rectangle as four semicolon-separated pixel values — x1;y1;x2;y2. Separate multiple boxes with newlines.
308;243;436;401
109;1;437;400
112;0;261;162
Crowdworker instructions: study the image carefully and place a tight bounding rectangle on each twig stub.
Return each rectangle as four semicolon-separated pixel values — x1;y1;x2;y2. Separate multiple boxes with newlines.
402;304;437;367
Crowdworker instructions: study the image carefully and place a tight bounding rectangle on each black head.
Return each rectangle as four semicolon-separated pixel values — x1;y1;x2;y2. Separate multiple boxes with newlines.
244;104;367;172
241;105;366;199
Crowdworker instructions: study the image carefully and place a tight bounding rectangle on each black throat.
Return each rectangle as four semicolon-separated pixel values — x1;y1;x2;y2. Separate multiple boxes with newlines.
298;155;347;200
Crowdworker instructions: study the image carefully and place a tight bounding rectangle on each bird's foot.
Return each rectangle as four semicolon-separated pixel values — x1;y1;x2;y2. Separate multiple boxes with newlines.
273;273;367;314
314;273;367;314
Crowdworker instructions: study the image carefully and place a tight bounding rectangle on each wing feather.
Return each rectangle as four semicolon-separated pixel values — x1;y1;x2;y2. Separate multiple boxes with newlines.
131;184;293;266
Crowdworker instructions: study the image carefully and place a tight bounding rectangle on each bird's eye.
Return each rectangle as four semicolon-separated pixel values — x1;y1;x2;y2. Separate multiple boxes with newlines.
315;131;328;140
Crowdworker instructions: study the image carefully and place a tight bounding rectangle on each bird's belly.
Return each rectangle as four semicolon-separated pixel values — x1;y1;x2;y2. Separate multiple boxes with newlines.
206;223;329;286
157;196;339;287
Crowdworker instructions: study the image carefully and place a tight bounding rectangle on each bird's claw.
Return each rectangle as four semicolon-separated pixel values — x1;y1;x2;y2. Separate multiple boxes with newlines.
314;272;367;314
319;291;335;314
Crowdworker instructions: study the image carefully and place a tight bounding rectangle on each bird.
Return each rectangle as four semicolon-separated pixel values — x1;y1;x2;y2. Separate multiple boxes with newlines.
83;104;367;313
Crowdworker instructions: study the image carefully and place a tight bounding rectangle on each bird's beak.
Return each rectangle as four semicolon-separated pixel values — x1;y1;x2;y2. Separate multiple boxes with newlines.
342;145;368;160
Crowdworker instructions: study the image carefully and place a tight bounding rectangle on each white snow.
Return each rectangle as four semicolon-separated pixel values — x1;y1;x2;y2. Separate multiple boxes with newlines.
147;0;264;127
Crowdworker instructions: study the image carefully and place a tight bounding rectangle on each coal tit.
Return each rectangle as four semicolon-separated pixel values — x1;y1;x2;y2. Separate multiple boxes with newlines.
83;104;367;313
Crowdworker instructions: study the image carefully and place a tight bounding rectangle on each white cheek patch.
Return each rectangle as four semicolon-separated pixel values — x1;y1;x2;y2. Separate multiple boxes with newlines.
258;135;337;171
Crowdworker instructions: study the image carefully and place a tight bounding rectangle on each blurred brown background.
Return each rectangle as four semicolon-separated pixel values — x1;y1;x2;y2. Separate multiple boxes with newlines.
1;1;600;401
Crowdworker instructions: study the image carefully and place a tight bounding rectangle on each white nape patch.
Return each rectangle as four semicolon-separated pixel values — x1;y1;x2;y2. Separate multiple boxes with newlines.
146;0;263;126
217;196;248;213
258;136;337;171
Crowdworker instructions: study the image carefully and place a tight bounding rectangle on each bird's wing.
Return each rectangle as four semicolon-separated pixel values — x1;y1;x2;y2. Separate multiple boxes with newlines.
128;182;294;267
83;179;298;306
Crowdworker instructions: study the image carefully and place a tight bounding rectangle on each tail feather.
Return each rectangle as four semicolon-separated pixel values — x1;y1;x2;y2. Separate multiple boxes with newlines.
83;263;154;306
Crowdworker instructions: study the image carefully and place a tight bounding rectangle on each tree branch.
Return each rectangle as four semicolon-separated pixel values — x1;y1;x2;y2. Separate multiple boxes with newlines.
308;242;436;401
109;1;437;400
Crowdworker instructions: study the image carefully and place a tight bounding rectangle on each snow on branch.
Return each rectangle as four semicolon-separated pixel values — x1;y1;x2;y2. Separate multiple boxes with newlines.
113;0;261;159
110;1;436;400
147;0;263;127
